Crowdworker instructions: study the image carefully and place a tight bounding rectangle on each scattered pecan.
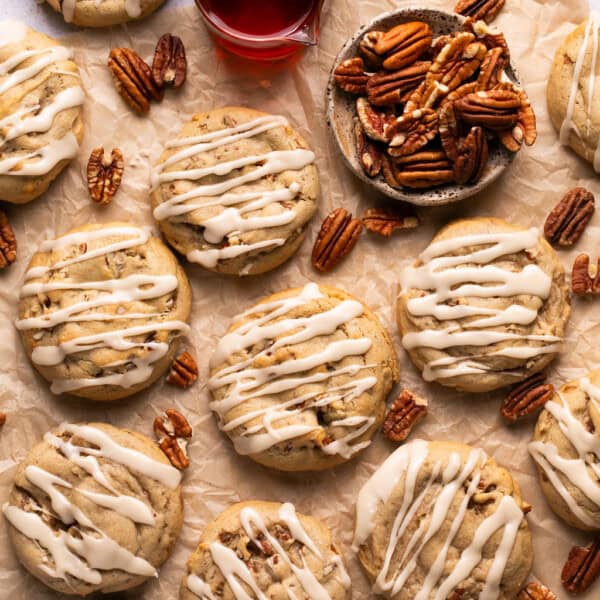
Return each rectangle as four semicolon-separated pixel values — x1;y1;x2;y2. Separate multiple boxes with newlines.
355;120;383;177
501;372;554;423
455;0;506;24
516;582;557;600
0;210;16;269
382;389;428;442
455;89;520;130
562;539;600;594
0;412;6;427
167;351;198;388
366;61;430;106
544;187;595;247
390;150;454;188
154;408;193;469
356;97;395;142
108;47;163;113
370;21;433;70
453;126;488;184
311;208;363;272
86;147;124;205
334;57;369;95
386;108;439;156
572;254;600;295
362;205;419;236
152;33;186;89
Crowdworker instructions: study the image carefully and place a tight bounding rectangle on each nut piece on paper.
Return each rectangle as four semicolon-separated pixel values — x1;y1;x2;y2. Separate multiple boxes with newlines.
572;254;600;295
544;187;595;247
516;582;557;600
87;147;124;206
152;33;187;89
167;351;198;388
153;408;193;470
562;539;600;594
501;372;554;423
455;0;506;24
382;389;428;442
362;205;419;237
0;210;17;269
0;412;6;427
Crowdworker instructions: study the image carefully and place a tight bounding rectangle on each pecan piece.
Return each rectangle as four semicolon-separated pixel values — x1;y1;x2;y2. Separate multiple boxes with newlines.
154;408;193;469
108;47;163;113
86;147;124;205
516;582;557;600
366;61;430;106
544;187;595;247
311;208;363;272
501;373;554;423
0;210;16;269
152;33;187;89
455;0;506;24
374;22;433;70
476;47;506;90
362;205;419;237
354;120;383;177
356;97;395;142
572;254;600;295
562;539;600;594
358;31;384;69
0;412;6;427
392;151;454;188
386;108;439;157
334;57;369;95
383;389;428;442
464;18;510;57
453;126;488;184
455;89;520;130
167;351;198;388
494;82;537;151
439;82;478;160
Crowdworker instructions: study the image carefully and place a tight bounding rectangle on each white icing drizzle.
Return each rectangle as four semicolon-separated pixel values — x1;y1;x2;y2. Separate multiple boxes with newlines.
354;440;525;599
60;0;143;22
186;503;349;600
3;423;181;585
15;226;189;394
0;20;84;177
209;283;378;459
151;115;315;268
528;376;600;527
400;228;562;382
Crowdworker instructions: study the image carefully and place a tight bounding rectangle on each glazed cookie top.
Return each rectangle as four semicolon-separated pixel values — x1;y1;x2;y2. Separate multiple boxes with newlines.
151;107;319;276
16;223;191;401
0;20;84;204
354;440;532;600
180;500;351;600
3;422;183;596
529;371;600;531
208;283;399;471
45;0;166;27
397;218;570;392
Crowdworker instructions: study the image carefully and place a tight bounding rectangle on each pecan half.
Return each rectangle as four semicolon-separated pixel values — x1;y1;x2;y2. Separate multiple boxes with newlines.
439;82;478;160
152;33;187;89
108;47;163;113
154;408;193;469
455;0;506;24
455;89;520;130
0;412;6;427
86;147;124;205
0;210;16;269
356;97;395;142
382;389;428;442
516;582;557;600
453;126;488;184
167;351;198;388
464;18;510;58
562;539;600;594
386;108;439;156
334;57;369;95
544;188;595;247
494;82;537;151
362;205;419;236
366;61;430;106
392;151;454;188
501;372;554;422
358;31;384;69
572;254;600;295
355;120;383;177
311;208;363;272
476;47;506;90
373;22;433;70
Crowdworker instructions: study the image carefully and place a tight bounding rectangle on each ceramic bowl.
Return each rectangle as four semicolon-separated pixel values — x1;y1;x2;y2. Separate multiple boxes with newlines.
326;7;520;206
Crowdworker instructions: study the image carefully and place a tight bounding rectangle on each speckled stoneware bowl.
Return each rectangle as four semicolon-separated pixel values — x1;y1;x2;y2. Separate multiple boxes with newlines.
326;7;520;206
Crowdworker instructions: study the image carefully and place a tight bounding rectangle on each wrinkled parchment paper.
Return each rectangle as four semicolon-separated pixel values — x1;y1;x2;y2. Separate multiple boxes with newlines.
1;0;599;597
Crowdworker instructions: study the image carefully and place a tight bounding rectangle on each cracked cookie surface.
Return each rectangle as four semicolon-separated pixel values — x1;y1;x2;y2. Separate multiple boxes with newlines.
45;0;166;27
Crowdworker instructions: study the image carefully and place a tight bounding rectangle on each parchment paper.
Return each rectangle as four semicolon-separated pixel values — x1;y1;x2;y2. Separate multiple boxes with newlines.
0;0;598;598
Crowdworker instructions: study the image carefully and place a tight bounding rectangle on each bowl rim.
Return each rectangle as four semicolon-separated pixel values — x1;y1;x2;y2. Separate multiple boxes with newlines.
325;6;519;207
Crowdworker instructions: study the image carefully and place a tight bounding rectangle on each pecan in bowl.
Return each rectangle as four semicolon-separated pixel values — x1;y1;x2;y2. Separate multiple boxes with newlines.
326;7;530;206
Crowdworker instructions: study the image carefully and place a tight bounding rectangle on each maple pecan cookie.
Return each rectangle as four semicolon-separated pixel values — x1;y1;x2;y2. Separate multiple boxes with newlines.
151;106;319;276
397;217;570;392
16;222;191;401
354;439;533;599
3;422;183;596
209;283;399;471
180;500;351;600
0;21;84;204
548;17;600;171
529;371;600;531
45;0;166;27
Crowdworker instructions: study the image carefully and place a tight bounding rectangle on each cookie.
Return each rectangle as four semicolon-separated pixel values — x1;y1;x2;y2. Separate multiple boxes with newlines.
45;0;166;27
208;282;399;471
3;422;183;596
0;21;84;204
547;16;600;171
151;107;319;276
529;371;600;531
180;500;351;600
354;439;533;599
16;223;192;401
397;217;570;393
